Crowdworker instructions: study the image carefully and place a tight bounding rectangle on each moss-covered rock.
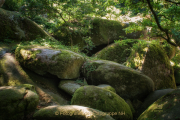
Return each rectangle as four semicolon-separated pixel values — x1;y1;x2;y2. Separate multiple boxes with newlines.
0;85;39;120
71;85;133;120
138;89;180;120
142;42;176;90
95;39;141;64
0;53;34;86
97;84;116;93
136;89;174;119
82;60;154;101
95;40;176;90
15;46;85;79
0;8;51;42
33;105;115;120
53;17;144;50
58;80;82;96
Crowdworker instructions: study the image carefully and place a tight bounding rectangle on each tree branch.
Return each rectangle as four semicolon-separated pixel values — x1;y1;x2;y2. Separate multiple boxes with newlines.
146;0;177;46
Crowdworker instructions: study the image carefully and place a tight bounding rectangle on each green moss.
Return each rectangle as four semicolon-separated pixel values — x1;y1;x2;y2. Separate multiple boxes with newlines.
95;39;138;64
0;8;51;42
15;44;85;79
99;86;116;93
142;41;176;90
16;84;36;93
71;85;133;120
82;60;154;101
138;89;180;120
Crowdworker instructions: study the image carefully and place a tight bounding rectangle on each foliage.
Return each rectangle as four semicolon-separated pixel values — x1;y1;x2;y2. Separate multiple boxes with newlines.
119;0;180;46
2;0;180;47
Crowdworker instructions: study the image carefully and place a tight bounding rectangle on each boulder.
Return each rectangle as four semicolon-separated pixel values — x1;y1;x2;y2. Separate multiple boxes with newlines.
22;68;70;107
15;46;85;79
95;40;176;90
33;105;115;120
0;85;39;120
0;8;51;41
95;39;140;64
0;53;34;86
53;17;144;50
135;89;174;119
142;42;176;90
82;60;154;101
97;84;116;93
58;80;82;96
138;89;180;120
71;85;133;120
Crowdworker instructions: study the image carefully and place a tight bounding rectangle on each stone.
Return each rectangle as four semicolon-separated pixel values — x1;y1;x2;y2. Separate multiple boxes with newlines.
0;85;39;120
82;60;154;101
33;105;115;120
71;85;133;120
58;80;82;96
15;46;85;79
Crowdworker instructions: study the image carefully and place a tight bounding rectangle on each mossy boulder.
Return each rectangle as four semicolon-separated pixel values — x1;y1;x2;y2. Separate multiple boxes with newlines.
0;53;34;86
33;105;115;120
142;42;176;90
0;8;51;42
71;85;133;120
0;52;69;107
58;80;82;96
136;89;174;119
81;60;154;101
95;39;140;64
0;85;39;120
15;46;85;79
53;17;143;50
95;40;176;90
138;89;180;120
97;84;116;93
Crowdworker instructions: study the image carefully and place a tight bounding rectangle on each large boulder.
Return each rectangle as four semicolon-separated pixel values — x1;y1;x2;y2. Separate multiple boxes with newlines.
15;46;85;79
138;89;180;120
0;8;51;41
71;85;133;120
0;53;34;86
53;17;144;50
33;105;115;120
0;52;69;107
82;60;154;101
0;85;39;120
95;40;176;90
142;42;176;90
95;39;140;64
135;89;174;119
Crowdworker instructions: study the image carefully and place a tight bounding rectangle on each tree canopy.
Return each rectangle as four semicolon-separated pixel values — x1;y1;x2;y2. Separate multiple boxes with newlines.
2;0;180;46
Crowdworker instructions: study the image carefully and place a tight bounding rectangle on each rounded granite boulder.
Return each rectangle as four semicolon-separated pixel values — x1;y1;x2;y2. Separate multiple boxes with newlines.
71;85;133;120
